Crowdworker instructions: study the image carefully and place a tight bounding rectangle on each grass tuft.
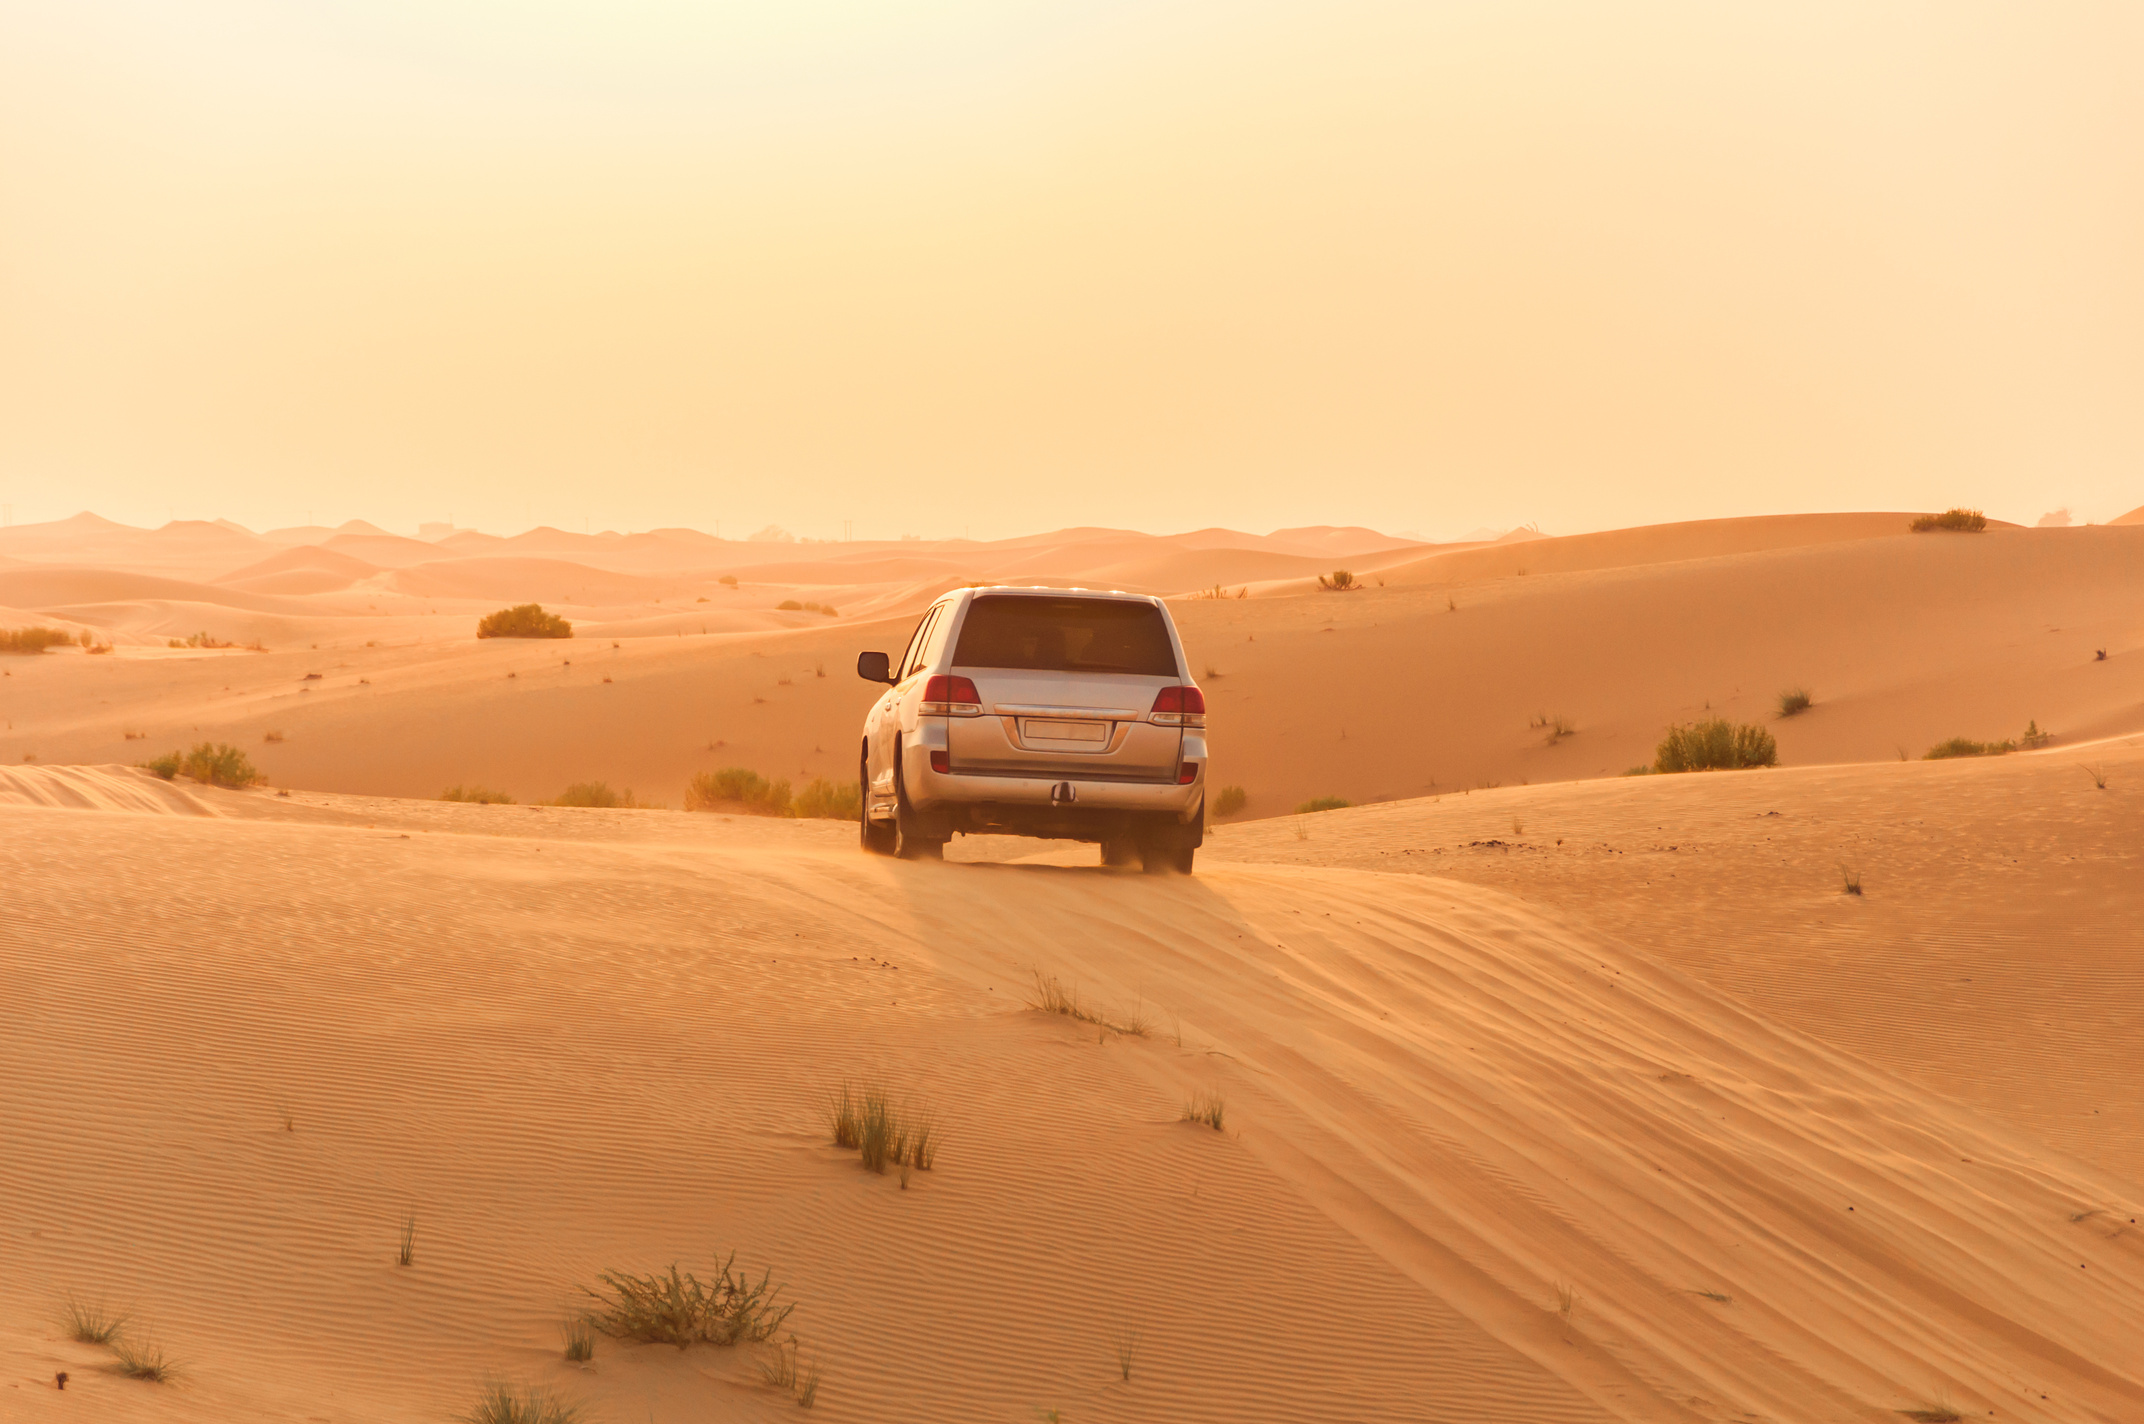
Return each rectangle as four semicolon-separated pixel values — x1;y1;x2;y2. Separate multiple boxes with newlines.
685;767;791;814
1316;570;1359;591
790;778;860;820
1897;1407;1963;1423
464;1382;579;1424
1923;736;2014;760
1555;1281;1576;1318
1213;784;1248;817
1776;688;1813;718
1295;795;1350;813
1653;720;1776;773
2080;763;2108;790
112;1337;177;1383
1112;1323;1141;1381
1182;1089;1226;1132
442;785;515;804
1839;865;1863;896
760;1336;822;1407
397;1215;416;1267
62;1297;127;1345
477;604;572;639
1908;508;1986;533
552;782;648;808
584;1256;793;1347
1;626;75;654
563;1318;595;1362
1028;971;1150;1037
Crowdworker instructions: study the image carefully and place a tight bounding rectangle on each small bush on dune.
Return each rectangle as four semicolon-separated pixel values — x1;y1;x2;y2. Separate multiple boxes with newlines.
1316;570;1359;591
825;1082;938;1179
112;1337;178;1382
685;768;792;814
478;603;572;639
1909;508;1987;533
1214;784;1248;817
1296;795;1350;813
141;742;260;787
584;1256;793;1348
790;778;860;820
63;1297;127;1345
1;626;74;655
552;781;647;808
1776;688;1813;717
465;1382;580;1424
1653;720;1776;773
1924;736;2015;760
442;785;515;804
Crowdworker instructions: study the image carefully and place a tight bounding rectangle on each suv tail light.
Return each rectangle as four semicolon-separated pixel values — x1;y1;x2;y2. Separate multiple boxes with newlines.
1178;761;1200;785
1149;685;1206;727
921;674;983;716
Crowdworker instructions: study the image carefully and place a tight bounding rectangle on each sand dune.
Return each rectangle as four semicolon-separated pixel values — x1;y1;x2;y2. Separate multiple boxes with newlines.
4;763;2139;1422
216;546;387;587
0;762;218;814
2113;504;2144;525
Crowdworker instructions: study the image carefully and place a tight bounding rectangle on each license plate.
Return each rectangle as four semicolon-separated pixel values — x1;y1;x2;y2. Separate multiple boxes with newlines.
1021;718;1108;744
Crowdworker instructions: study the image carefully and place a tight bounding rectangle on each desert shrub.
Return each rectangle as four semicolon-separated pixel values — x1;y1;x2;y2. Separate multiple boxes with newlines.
1316;570;1359;591
478;604;572;639
1295;795;1351;813
465;1383;580;1424
1;626;75;654
167;631;238;649
777;599;803;611
1214;785;1248;817
1924;736;2015;760
718;574;738;587
1909;508;1987;533
553;781;646;808
791;777;861;820
442;785;515;804
1653;720;1776;773
1776;688;1813;717
685;768;792;814
141;742;260;788
584;1255;792;1348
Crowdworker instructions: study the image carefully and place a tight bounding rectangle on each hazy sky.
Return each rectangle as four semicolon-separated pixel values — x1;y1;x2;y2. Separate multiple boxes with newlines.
3;1;2140;540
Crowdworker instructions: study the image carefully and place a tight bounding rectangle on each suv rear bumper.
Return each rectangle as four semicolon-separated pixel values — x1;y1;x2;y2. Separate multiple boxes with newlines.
898;731;1205;836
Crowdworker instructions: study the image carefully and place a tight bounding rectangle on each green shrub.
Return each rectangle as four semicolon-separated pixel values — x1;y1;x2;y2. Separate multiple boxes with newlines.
442;785;515;804
1924;736;2015;760
1776;688;1813;717
791;777;861;820
584;1256;792;1348
1214;785;1248;817
0;626;74;655
1909;508;1987;533
1653;719;1776;773
1295;796;1350;813
143;742;261;788
685;768;791;814
478;604;572;639
553;782;645;808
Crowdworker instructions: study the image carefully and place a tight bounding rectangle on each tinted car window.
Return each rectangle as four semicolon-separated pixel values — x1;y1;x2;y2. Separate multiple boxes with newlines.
953;597;1177;676
896;607;939;681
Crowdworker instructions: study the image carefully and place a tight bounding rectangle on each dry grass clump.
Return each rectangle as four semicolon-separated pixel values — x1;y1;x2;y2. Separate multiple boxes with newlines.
1839;864;1863;896
2080;763;2108;790
442;785;515;804
142;742;262;787
1909;508;1987;533
583;1256;793;1348
776;599;838;615
112;1337;178;1382
1295;795;1350;813
1182;1089;1226;1132
1213;784;1248;817
552;782;648;808
397;1216;416;1267
825;1082;938;1181
1923;736;2014;760
1897;1406;1963;1423
791;778;861;820
465;1383;580;1424
562;1319;595;1362
1316;570;1359;591
1653;719;1776;773
1530;712;1576;744
685;767;792;814
1776;688;1813;717
1;626;74;654
760;1336;822;1407
1028;971;1152;1036
478;603;572;639
62;1297;127;1345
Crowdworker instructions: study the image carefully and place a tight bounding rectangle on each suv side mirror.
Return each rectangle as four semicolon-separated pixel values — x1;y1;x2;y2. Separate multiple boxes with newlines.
856;650;893;684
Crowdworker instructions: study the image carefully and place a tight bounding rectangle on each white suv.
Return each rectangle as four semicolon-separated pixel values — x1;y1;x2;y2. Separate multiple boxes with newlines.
856;587;1207;872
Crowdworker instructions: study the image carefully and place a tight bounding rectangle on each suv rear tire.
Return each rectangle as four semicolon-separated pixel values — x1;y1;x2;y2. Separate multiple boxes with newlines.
859;753;896;856
892;749;945;861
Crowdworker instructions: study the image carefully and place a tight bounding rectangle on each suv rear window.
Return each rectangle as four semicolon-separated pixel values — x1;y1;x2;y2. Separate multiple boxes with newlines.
953;596;1178;676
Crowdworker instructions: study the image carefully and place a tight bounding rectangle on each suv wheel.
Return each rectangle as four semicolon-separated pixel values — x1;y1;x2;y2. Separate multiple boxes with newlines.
892;748;944;861
1100;837;1139;868
859;754;896;856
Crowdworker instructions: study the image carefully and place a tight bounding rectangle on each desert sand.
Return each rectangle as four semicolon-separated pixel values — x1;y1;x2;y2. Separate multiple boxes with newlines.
4;510;2142;1422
